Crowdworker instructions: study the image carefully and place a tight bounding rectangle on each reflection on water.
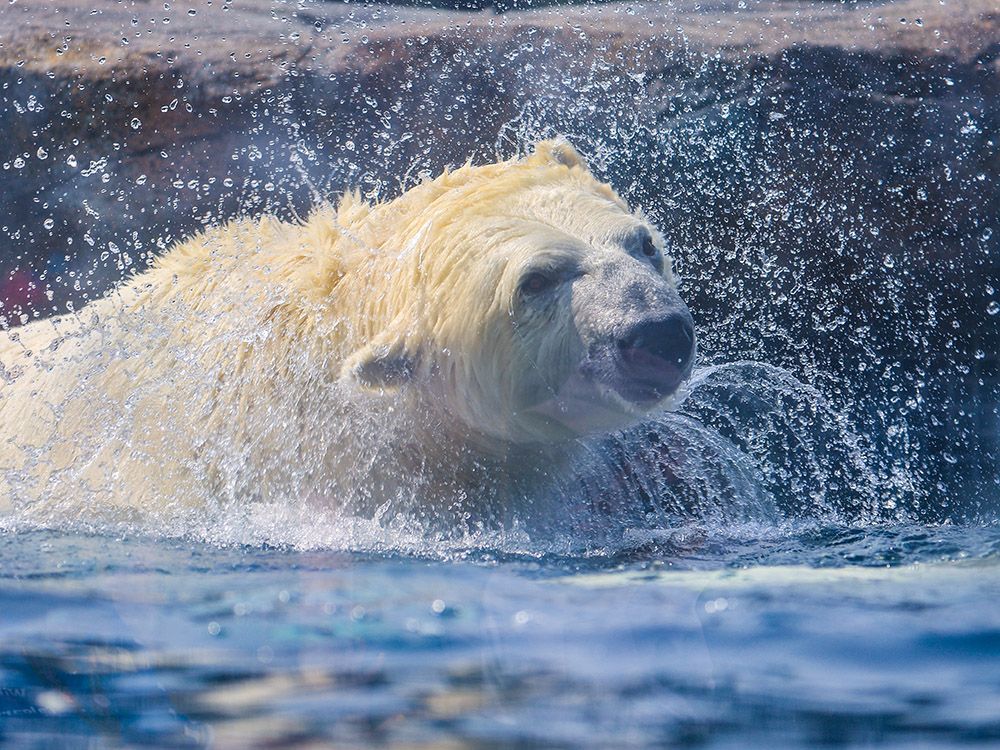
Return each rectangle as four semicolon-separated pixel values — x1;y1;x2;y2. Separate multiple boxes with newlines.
1;526;999;749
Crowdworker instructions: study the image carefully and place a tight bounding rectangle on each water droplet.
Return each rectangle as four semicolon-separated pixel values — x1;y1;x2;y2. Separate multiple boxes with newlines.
43;218;54;230
36;147;48;159
130;117;141;129
66;154;77;168
987;301;1000;316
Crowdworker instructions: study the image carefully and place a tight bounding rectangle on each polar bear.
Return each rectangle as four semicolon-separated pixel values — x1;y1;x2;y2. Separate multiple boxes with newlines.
0;140;695;525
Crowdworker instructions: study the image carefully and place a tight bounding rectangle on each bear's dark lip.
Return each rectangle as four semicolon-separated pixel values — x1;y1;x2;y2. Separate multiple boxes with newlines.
578;348;689;410
606;349;688;408
610;372;684;408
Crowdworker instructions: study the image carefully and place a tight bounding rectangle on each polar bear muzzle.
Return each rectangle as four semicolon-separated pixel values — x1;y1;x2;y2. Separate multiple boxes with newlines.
613;308;696;406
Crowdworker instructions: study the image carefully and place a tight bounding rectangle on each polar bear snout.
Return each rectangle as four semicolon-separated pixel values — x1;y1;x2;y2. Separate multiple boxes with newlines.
614;308;696;405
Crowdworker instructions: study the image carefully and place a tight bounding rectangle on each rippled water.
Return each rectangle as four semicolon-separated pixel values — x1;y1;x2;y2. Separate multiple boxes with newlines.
1;524;998;749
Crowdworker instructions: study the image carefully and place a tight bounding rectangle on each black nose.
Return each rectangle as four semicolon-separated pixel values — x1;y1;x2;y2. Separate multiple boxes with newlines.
616;310;696;401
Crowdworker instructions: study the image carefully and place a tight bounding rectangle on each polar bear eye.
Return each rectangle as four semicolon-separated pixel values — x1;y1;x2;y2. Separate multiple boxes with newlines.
641;236;659;258
520;272;557;296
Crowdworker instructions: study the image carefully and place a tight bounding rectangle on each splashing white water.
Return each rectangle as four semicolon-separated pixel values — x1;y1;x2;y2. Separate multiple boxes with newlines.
1;353;883;557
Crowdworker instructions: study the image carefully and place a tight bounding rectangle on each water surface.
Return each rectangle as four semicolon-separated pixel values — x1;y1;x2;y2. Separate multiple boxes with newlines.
2;524;998;749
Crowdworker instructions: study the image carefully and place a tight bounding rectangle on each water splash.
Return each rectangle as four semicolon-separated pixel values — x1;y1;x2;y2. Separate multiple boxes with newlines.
2;297;883;560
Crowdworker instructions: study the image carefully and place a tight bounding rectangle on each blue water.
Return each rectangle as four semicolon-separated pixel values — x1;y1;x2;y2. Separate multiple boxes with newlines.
2;523;999;749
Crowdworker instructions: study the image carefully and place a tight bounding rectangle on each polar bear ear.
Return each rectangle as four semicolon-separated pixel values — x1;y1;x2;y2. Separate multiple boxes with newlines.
341;336;421;392
528;138;588;171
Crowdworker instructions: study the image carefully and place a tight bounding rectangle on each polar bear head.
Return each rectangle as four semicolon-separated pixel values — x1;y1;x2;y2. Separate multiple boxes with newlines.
342;139;695;447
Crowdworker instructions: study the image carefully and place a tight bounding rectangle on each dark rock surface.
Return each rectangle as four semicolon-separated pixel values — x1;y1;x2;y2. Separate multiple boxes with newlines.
1;0;997;518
